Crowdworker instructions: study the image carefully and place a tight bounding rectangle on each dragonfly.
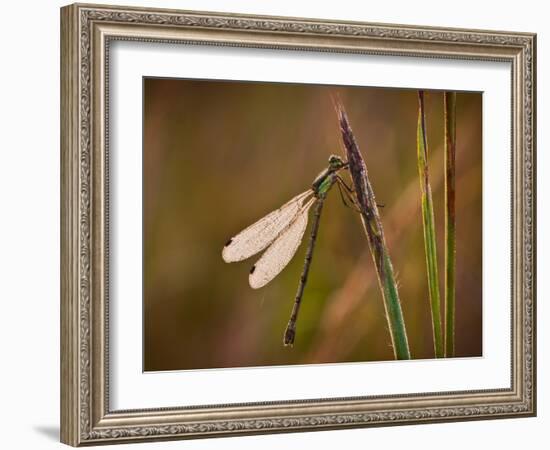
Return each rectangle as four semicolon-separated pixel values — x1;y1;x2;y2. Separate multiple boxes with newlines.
222;154;359;346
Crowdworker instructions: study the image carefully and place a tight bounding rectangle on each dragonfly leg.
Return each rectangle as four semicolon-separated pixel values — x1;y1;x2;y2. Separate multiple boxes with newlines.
336;176;362;213
336;174;384;209
336;174;355;192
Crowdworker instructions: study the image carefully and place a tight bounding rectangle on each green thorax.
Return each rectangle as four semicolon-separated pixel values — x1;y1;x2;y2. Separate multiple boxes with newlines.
312;168;336;198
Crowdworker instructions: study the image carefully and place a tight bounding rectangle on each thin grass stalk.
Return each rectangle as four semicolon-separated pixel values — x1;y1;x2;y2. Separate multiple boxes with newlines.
335;101;411;360
444;92;457;357
417;91;444;358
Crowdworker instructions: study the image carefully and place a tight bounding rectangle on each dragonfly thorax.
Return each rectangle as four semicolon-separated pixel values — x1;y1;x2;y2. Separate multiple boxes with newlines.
312;169;337;198
311;155;346;198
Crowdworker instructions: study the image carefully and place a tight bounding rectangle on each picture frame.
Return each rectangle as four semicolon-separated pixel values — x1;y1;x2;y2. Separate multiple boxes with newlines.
60;2;536;446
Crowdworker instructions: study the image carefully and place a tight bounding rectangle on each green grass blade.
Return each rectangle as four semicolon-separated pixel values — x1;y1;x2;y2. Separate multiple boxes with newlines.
336;100;411;360
417;91;444;358
444;92;457;358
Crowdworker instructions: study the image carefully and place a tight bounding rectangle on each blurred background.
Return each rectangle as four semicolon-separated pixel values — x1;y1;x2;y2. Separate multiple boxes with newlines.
143;78;482;371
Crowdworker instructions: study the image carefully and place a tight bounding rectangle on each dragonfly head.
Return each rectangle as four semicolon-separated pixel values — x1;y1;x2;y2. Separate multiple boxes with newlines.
328;154;346;171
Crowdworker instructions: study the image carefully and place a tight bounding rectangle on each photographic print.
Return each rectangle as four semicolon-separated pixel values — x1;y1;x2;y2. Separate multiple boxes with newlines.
143;78;482;371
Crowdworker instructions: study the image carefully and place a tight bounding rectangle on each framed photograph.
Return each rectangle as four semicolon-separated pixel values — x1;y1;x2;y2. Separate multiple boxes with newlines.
60;3;536;446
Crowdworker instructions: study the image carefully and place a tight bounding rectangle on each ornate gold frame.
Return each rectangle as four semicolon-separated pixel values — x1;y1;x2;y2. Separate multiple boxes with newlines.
60;3;536;446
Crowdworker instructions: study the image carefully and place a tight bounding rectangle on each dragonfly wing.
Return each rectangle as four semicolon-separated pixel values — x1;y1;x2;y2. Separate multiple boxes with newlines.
249;199;315;289
222;190;312;263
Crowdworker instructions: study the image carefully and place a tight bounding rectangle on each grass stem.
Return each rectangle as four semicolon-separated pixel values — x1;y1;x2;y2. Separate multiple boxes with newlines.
335;100;411;360
444;92;457;358
417;91;444;358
